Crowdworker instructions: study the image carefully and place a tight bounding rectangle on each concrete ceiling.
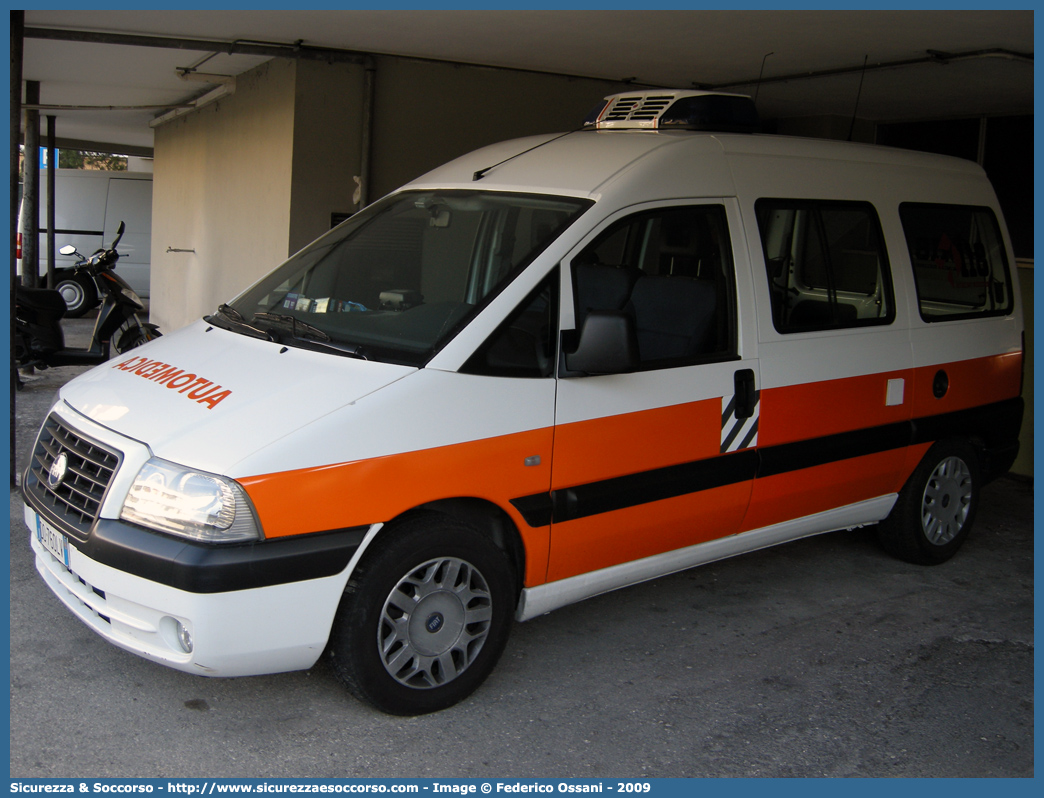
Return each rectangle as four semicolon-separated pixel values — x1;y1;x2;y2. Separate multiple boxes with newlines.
21;9;1034;154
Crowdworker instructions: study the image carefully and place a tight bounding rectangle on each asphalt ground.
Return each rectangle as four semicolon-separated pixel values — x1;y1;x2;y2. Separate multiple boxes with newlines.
7;313;1034;778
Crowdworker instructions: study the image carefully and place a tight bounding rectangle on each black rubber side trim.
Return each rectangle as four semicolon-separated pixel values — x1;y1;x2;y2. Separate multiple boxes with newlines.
756;421;911;478
552;449;759;524
509;494;554;529
911;397;1024;449
509;398;1024;528
78;520;368;594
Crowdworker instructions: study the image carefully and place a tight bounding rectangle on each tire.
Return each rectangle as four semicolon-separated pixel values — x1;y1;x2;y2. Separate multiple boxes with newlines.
877;440;981;565
114;322;161;353
56;273;98;318
329;513;516;715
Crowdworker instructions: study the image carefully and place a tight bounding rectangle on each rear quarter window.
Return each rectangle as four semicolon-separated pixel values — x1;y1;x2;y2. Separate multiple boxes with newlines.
899;203;1014;322
755;199;895;334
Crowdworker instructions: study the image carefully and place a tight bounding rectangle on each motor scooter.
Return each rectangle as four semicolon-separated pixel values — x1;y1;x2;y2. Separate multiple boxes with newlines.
14;221;161;370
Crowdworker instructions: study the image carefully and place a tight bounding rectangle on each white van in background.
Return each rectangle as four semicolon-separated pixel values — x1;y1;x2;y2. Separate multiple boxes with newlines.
18;169;152;316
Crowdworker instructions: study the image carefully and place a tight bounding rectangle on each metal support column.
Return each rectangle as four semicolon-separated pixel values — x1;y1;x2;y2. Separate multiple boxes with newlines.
46;115;56;288
10;10;24;485
22;80;39;287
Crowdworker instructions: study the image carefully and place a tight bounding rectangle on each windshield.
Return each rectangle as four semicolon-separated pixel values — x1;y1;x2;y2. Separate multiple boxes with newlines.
217;190;590;365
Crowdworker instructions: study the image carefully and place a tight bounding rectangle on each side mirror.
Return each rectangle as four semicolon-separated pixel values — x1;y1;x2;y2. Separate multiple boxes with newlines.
564;310;639;375
110;221;126;250
59;245;78;256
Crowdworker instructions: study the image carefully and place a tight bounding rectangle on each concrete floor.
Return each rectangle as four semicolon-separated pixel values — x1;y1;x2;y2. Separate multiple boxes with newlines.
8;316;1034;778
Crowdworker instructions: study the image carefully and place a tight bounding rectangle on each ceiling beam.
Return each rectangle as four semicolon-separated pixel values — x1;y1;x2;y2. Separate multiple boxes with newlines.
22;24;644;87
24;26;370;64
17;133;153;158
703;48;1033;91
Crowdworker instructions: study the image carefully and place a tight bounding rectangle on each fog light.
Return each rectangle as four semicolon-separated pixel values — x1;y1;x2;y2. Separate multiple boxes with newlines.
176;621;194;654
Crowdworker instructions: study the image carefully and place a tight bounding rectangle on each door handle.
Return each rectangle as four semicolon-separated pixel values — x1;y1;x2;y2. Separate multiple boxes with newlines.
735;369;757;420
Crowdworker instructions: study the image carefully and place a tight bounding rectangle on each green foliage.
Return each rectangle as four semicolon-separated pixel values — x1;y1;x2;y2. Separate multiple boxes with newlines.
57;150;128;170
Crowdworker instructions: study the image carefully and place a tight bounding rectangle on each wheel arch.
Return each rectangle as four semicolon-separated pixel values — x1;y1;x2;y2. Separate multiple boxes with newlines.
350;497;527;602
410;497;526;598
910;397;1023;484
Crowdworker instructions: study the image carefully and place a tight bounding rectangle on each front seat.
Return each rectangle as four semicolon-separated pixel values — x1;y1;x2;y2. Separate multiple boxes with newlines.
627;274;717;362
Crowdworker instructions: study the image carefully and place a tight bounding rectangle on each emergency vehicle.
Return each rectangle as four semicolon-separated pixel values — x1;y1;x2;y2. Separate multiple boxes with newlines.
24;90;1023;715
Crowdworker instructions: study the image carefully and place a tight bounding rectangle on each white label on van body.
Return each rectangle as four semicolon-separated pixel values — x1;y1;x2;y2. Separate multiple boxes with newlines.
885;378;905;407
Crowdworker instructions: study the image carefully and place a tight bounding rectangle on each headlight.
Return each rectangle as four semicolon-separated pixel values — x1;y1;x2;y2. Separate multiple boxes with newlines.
120;286;145;309
120;458;261;543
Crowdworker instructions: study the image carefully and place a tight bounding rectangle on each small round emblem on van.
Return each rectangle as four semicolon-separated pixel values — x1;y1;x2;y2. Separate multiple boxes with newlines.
425;612;445;634
48;452;69;489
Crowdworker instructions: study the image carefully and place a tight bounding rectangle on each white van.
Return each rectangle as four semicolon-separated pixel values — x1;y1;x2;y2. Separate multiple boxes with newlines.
18;169;152;315
23;91;1023;715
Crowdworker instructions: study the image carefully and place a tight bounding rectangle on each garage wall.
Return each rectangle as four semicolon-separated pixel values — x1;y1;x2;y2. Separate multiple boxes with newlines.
368;56;623;200
288;60;366;254
151;59;297;332
150;55;623;332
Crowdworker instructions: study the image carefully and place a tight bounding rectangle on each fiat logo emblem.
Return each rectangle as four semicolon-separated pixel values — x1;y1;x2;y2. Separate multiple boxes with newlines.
48;452;69;489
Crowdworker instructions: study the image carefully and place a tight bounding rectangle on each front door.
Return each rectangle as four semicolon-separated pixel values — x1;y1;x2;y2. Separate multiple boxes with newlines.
547;200;759;583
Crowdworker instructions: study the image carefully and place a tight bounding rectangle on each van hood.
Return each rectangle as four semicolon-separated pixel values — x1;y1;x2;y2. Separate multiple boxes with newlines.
59;320;414;475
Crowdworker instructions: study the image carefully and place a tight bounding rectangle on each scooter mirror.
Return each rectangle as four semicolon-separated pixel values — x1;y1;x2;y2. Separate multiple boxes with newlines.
111;221;125;250
59;245;77;256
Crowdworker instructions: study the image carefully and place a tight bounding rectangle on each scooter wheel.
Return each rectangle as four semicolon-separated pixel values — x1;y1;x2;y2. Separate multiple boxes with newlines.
56;273;99;318
115;324;161;353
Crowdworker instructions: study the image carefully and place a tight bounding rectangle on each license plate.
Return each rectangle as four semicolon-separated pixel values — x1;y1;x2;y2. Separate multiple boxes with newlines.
36;515;70;568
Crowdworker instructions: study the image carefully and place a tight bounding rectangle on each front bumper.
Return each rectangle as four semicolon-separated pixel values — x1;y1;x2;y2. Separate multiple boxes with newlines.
23;401;377;677
27;503;373;676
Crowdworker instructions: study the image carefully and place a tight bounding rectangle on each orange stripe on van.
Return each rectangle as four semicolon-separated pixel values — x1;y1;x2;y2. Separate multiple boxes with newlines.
546;482;751;582
238;428;554;587
740;449;908;533
550;398;723;488
758;369;913;448
910;352;1022;419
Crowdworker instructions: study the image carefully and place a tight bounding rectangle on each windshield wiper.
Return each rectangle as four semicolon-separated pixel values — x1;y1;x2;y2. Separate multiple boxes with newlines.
207;304;276;341
252;311;368;359
295;338;369;359
218;303;245;321
253;311;331;341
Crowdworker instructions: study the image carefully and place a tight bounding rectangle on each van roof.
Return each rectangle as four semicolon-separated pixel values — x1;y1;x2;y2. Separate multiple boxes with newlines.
405;128;986;203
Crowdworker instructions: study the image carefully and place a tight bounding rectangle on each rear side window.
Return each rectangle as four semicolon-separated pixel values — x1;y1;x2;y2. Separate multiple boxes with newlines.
756;199;894;334
899;203;1013;321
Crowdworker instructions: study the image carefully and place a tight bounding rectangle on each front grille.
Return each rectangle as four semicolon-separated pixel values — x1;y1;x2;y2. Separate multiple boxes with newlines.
26;414;121;541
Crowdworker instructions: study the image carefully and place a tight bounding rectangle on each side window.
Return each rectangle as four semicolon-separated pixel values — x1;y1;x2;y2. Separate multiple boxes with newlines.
756;199;894;334
899;203;1013;321
570;205;737;369
461;271;558;378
